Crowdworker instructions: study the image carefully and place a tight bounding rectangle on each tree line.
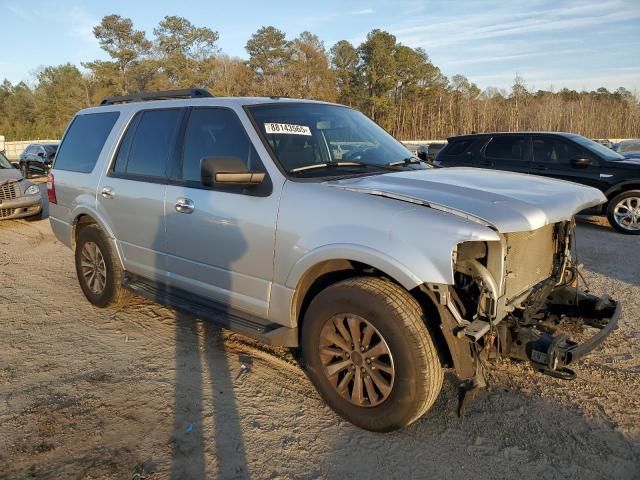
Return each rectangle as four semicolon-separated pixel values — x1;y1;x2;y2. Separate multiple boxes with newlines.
1;14;638;141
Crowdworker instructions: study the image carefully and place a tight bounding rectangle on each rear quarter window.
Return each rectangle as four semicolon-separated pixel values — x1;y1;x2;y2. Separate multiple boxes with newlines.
442;139;474;156
53;112;120;173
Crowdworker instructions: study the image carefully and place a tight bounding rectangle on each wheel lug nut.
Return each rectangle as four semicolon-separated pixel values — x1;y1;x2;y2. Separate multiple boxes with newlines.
360;346;365;352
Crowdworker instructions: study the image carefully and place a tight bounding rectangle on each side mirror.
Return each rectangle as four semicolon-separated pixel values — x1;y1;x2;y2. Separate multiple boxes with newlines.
570;157;592;168
201;156;265;187
417;146;429;161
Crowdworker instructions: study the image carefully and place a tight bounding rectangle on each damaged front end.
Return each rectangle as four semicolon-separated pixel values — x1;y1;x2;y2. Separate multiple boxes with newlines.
433;220;620;413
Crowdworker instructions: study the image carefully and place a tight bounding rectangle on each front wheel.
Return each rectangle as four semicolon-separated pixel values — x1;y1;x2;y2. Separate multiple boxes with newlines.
607;190;640;235
302;277;443;432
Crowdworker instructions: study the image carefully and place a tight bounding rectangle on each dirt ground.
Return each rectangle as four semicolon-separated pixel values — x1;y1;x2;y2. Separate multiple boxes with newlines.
0;212;638;479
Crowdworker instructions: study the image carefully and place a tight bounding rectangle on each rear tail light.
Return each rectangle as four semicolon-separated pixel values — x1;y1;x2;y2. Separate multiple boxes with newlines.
47;173;57;204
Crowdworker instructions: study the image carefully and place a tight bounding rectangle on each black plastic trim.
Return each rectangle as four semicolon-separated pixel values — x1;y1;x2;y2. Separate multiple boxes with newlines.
123;275;298;347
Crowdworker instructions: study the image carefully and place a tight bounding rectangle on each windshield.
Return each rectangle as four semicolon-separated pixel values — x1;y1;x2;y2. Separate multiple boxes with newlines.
247;103;422;176
571;135;624;161
0;152;13;169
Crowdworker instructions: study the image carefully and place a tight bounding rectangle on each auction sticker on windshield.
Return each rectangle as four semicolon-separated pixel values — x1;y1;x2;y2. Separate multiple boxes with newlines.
264;123;312;135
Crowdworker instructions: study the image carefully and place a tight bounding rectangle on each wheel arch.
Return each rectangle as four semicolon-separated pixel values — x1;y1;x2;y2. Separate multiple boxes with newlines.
70;207;125;269
604;180;640;204
290;257;456;372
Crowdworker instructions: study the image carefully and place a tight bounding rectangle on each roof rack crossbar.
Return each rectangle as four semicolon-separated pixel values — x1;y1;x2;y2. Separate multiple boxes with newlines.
100;88;213;106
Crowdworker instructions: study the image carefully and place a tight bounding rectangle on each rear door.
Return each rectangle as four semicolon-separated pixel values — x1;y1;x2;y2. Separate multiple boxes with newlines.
482;135;531;174
530;135;603;188
96;107;186;282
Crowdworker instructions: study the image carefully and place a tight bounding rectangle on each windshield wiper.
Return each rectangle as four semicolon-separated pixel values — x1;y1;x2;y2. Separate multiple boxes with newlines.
289;161;402;173
388;156;426;166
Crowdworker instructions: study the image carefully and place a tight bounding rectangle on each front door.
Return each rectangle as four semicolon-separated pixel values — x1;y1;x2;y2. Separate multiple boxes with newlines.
530;135;603;189
164;107;280;318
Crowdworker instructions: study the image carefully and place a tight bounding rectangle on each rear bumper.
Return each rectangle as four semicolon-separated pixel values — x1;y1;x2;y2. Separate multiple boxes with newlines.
0;194;42;219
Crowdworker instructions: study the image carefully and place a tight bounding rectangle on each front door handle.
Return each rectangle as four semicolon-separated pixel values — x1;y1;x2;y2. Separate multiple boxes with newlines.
175;197;195;214
101;186;114;198
533;164;548;171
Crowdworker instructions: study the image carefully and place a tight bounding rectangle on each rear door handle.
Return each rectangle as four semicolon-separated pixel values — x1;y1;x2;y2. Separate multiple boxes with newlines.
533;164;548;171
175;197;195;214
101;186;114;198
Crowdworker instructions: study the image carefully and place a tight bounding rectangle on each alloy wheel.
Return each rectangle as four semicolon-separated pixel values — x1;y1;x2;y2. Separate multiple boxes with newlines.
319;314;395;407
613;196;640;231
80;241;107;294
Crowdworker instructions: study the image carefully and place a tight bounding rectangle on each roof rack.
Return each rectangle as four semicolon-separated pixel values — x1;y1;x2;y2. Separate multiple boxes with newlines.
100;88;213;106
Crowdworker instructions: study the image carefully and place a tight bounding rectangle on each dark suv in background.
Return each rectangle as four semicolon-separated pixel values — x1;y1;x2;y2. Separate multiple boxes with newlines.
19;143;58;178
435;132;640;234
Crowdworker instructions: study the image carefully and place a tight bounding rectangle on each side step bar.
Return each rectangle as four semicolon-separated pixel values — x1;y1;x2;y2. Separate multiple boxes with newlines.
123;276;299;347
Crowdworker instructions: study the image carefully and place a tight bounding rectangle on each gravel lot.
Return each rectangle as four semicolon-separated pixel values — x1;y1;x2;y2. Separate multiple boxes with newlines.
0;208;638;479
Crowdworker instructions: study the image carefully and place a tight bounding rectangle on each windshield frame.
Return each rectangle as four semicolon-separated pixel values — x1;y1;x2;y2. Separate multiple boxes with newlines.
243;102;423;181
0;151;14;169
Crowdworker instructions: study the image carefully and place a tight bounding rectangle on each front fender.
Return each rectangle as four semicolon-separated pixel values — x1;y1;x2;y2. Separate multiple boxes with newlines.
285;243;425;290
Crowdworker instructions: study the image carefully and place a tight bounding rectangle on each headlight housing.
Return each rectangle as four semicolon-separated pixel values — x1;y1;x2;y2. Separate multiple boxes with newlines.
25;184;40;196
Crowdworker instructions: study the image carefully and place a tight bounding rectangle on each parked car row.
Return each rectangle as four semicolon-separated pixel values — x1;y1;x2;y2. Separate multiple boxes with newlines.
19;142;58;178
613;139;640;159
0;150;43;220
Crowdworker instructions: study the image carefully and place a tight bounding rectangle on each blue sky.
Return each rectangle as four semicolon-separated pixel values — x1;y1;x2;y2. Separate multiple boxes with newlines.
1;0;639;93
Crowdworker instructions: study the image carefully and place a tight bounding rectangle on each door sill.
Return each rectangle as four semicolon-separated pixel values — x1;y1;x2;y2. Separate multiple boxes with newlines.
122;275;298;347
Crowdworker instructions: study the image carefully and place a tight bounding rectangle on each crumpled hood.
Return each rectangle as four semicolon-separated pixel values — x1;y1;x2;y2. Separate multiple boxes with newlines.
0;169;23;183
327;167;606;232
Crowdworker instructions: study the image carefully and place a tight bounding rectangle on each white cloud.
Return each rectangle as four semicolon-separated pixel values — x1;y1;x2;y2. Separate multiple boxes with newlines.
351;8;374;15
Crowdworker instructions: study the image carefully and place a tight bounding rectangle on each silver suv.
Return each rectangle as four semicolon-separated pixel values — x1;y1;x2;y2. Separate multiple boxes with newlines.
48;89;620;431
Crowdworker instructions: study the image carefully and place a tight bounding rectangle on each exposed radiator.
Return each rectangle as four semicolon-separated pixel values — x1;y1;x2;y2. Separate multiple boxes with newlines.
504;223;556;301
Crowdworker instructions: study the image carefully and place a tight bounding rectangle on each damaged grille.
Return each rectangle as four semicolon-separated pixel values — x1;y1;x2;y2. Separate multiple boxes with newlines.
504;224;556;301
0;181;19;201
0;208;15;218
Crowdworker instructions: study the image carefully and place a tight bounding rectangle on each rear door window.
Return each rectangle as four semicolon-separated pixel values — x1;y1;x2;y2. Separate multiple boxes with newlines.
484;136;527;161
54;112;120;173
112;109;183;179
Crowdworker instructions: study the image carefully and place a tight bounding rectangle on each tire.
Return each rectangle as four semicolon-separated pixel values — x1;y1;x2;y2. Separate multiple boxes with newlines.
75;224;130;307
301;276;443;432
606;190;640;235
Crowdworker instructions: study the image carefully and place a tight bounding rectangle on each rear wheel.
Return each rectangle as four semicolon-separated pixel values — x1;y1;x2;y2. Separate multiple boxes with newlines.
302;277;443;432
607;190;640;235
75;224;130;307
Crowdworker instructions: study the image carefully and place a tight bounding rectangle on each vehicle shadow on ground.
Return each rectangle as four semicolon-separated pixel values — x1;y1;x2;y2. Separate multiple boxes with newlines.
170;313;249;479
574;218;639;285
